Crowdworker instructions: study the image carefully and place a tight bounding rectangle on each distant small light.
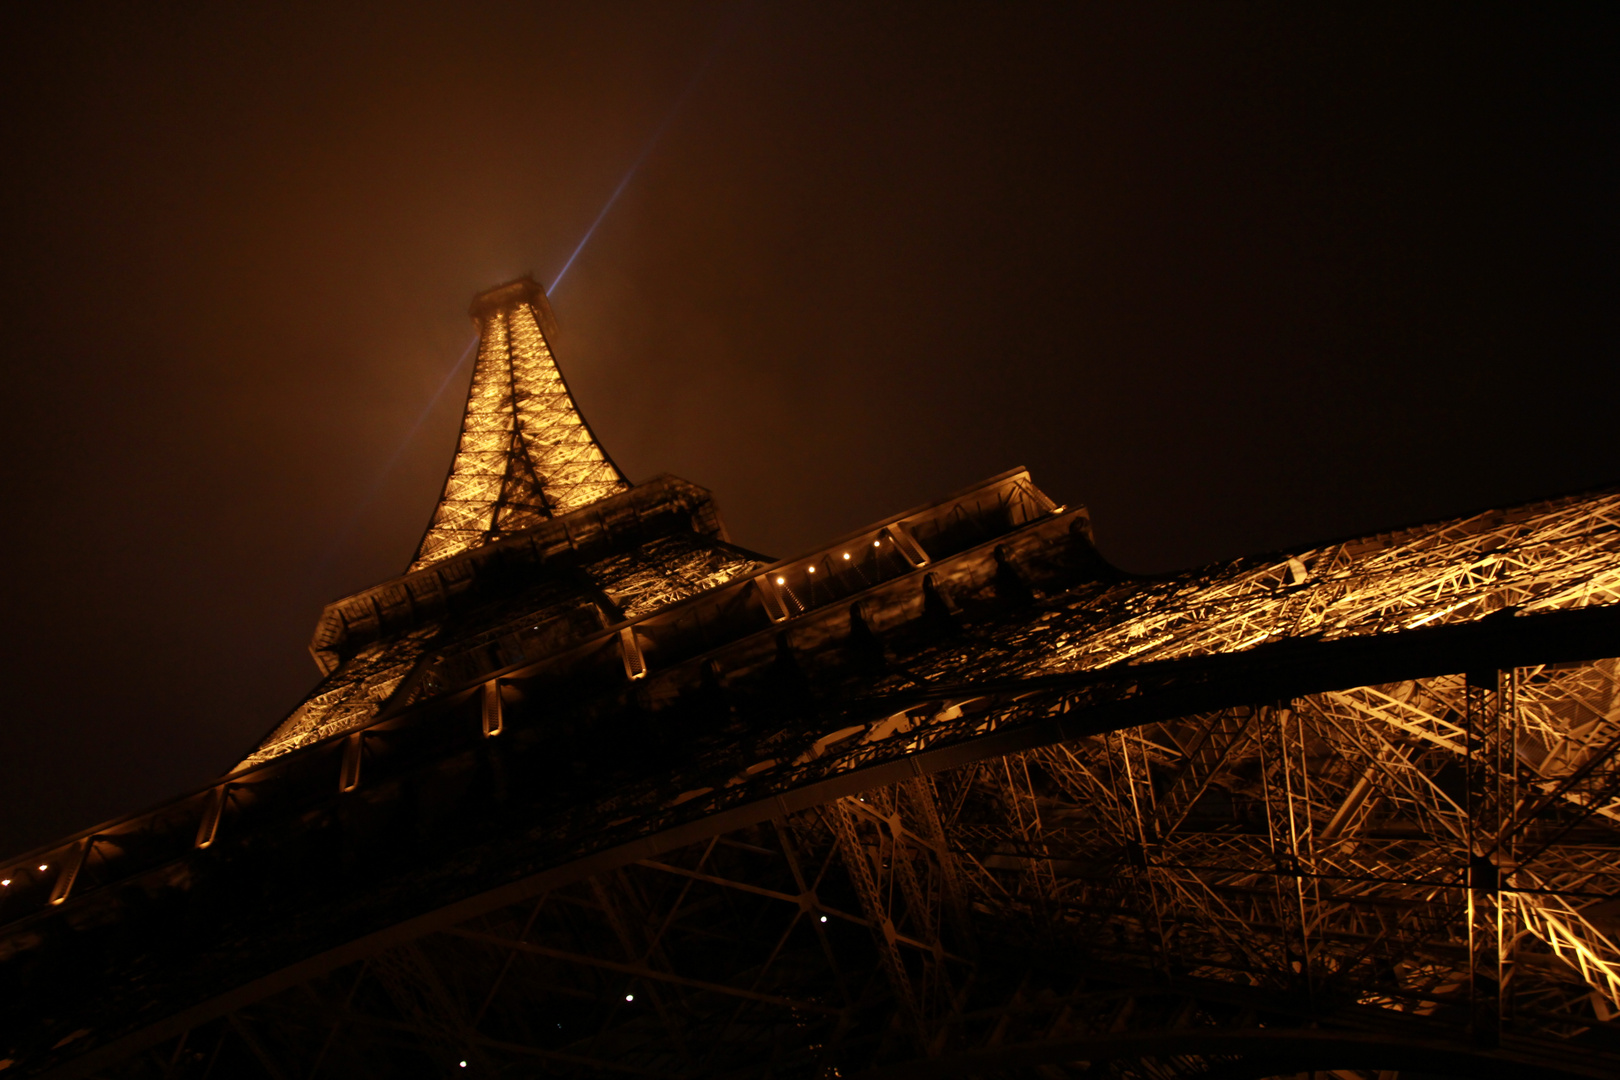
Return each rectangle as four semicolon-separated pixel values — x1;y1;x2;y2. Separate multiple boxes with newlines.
873;540;881;547
808;567;816;574
842;553;850;560
1;879;9;887
775;576;785;585
37;865;46;872
625;993;635;1002
459;1062;467;1069
819;915;828;923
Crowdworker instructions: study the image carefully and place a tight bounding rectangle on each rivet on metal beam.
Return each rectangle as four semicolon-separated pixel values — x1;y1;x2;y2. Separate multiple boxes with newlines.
339;731;365;793
481;680;504;738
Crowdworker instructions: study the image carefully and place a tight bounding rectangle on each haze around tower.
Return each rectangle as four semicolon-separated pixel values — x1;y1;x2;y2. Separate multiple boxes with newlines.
0;3;1613;861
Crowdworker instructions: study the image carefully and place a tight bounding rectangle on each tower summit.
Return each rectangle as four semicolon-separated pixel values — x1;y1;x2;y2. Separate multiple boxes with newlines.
239;278;763;767
410;276;630;573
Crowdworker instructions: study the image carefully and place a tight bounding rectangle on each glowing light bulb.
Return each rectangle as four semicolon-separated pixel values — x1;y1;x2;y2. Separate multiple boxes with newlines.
775;576;785;585
842;553;850;560
625;993;635;1002
808;567;816;574
459;1062;467;1069
1;879;9;887
819;915;828;923
873;540;881;547
37;865;47;872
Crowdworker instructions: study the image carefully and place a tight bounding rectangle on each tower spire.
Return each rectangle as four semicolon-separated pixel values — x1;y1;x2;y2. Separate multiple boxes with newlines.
409;276;629;572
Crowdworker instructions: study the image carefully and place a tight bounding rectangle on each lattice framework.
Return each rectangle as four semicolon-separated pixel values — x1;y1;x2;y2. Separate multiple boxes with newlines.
4;330;1618;1079
411;286;628;573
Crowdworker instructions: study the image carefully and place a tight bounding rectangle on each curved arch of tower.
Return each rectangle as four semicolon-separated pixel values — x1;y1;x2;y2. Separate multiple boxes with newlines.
1;278;1618;1079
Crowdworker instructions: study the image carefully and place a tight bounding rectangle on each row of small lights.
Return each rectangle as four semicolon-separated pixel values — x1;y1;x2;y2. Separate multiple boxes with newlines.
774;539;884;586
6;541;897;908
1;864;49;888
13;551;877;899
3;547;917;916
0;541;881;896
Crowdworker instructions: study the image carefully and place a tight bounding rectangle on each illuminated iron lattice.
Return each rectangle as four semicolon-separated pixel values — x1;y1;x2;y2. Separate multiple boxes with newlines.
239;279;763;768
243;525;762;769
410;277;630;573
1;278;1617;1079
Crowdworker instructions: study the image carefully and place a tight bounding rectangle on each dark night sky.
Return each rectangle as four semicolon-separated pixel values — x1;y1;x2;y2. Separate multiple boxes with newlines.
0;3;1614;857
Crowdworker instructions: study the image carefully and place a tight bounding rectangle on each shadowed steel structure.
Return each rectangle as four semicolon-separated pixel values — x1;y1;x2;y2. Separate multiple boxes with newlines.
1;280;1618;1078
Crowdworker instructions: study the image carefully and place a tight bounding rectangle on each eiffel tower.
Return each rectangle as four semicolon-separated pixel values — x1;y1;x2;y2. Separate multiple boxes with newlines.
3;277;1619;1079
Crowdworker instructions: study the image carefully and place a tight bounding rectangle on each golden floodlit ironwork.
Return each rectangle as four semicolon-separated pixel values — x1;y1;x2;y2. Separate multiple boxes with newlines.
242;278;761;768
0;278;1617;1079
412;278;630;573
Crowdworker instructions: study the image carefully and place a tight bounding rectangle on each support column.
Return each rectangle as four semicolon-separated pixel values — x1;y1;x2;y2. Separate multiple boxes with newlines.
901;776;976;956
829;798;927;1047
1258;702;1319;999
1466;667;1517;1046
1107;729;1174;977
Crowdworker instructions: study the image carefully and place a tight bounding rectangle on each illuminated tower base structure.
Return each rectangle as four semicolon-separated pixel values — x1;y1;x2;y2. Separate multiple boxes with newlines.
2;277;1619;1079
